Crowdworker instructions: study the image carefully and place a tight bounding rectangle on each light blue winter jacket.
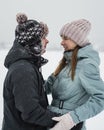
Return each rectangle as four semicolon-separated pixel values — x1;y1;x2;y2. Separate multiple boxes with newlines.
45;44;104;130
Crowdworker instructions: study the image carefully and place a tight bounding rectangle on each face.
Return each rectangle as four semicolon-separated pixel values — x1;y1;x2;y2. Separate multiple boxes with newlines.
61;36;77;51
41;37;49;54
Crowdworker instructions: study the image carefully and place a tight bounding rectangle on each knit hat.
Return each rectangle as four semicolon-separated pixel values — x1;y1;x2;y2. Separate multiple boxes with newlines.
15;13;49;56
60;19;91;47
15;13;49;46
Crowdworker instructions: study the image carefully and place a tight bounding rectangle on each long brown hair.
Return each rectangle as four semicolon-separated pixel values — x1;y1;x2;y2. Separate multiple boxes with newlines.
54;46;81;80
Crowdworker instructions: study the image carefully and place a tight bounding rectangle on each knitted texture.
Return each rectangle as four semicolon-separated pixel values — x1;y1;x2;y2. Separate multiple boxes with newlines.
60;19;91;47
15;13;48;46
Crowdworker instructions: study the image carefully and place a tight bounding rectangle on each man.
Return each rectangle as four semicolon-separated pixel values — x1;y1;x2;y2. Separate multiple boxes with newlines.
2;13;58;130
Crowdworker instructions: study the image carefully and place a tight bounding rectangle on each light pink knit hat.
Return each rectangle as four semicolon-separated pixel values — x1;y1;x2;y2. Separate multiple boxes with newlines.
60;19;91;47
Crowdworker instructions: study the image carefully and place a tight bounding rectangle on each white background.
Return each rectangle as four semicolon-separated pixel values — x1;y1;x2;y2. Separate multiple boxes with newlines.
0;0;104;50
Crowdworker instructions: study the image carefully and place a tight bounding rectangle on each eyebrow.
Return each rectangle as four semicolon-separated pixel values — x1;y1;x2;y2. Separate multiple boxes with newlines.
61;35;69;40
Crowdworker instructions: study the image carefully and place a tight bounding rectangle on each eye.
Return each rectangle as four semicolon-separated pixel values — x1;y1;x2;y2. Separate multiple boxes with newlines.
61;35;68;40
63;36;69;40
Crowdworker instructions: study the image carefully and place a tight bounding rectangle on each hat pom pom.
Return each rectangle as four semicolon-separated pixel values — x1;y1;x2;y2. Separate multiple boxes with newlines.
16;13;28;24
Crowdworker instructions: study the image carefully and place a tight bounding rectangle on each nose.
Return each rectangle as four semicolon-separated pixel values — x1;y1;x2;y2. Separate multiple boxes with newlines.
45;38;49;45
61;40;64;45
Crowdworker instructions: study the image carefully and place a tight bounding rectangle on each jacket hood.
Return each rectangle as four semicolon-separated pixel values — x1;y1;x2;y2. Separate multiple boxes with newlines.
64;44;100;66
4;41;34;68
5;41;48;68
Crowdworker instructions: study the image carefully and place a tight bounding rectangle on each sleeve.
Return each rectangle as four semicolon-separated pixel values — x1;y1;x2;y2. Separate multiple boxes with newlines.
11;66;58;127
44;73;57;94
70;63;104;124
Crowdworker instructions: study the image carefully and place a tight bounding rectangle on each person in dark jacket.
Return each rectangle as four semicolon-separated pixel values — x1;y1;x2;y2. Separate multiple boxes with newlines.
2;13;58;130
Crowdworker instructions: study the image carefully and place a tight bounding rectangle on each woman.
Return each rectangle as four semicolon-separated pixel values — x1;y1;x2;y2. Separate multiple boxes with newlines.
45;19;104;130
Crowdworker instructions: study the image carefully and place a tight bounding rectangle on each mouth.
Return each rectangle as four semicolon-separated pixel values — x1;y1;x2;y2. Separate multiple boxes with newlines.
41;47;46;54
63;46;67;50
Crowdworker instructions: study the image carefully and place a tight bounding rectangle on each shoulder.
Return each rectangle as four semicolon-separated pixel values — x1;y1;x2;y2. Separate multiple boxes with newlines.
79;60;100;80
82;58;99;71
10;60;38;76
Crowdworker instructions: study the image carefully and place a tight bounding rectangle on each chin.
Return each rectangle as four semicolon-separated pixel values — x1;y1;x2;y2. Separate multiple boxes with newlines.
64;48;68;51
41;50;46;55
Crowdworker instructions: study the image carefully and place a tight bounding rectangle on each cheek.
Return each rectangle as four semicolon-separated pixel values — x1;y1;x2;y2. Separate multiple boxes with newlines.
66;43;73;50
42;40;45;44
66;42;70;47
43;40;47;45
42;43;46;49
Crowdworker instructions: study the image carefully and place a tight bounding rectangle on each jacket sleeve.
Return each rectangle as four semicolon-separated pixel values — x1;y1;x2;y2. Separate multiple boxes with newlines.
45;73;57;94
11;65;58;127
70;63;104;124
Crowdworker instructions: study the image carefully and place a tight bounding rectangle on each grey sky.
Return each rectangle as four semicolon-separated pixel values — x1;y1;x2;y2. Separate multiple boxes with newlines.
0;0;104;50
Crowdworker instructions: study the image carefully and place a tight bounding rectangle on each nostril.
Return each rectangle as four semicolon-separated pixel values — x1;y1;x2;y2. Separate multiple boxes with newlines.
61;42;64;45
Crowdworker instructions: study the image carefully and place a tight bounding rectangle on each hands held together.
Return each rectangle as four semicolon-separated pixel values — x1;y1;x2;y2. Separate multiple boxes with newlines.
50;113;76;130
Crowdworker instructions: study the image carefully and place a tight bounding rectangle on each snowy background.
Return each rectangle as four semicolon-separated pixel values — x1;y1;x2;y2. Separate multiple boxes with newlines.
0;49;104;130
0;0;104;51
0;0;104;129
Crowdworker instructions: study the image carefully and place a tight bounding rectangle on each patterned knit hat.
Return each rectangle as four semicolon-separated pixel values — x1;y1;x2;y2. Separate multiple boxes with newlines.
60;19;91;47
15;13;49;46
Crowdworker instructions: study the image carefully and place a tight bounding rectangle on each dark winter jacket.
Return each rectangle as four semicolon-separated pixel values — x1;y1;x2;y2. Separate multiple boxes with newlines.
2;41;58;130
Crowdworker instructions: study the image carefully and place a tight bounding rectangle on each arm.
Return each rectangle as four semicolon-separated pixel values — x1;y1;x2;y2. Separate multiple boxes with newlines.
44;73;57;94
12;66;58;127
70;63;104;124
51;63;104;130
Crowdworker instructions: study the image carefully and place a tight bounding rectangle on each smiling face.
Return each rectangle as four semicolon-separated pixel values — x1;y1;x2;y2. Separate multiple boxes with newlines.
61;36;77;51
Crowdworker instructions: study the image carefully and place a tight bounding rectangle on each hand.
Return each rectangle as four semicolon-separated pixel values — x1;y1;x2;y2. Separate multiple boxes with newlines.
50;113;76;130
